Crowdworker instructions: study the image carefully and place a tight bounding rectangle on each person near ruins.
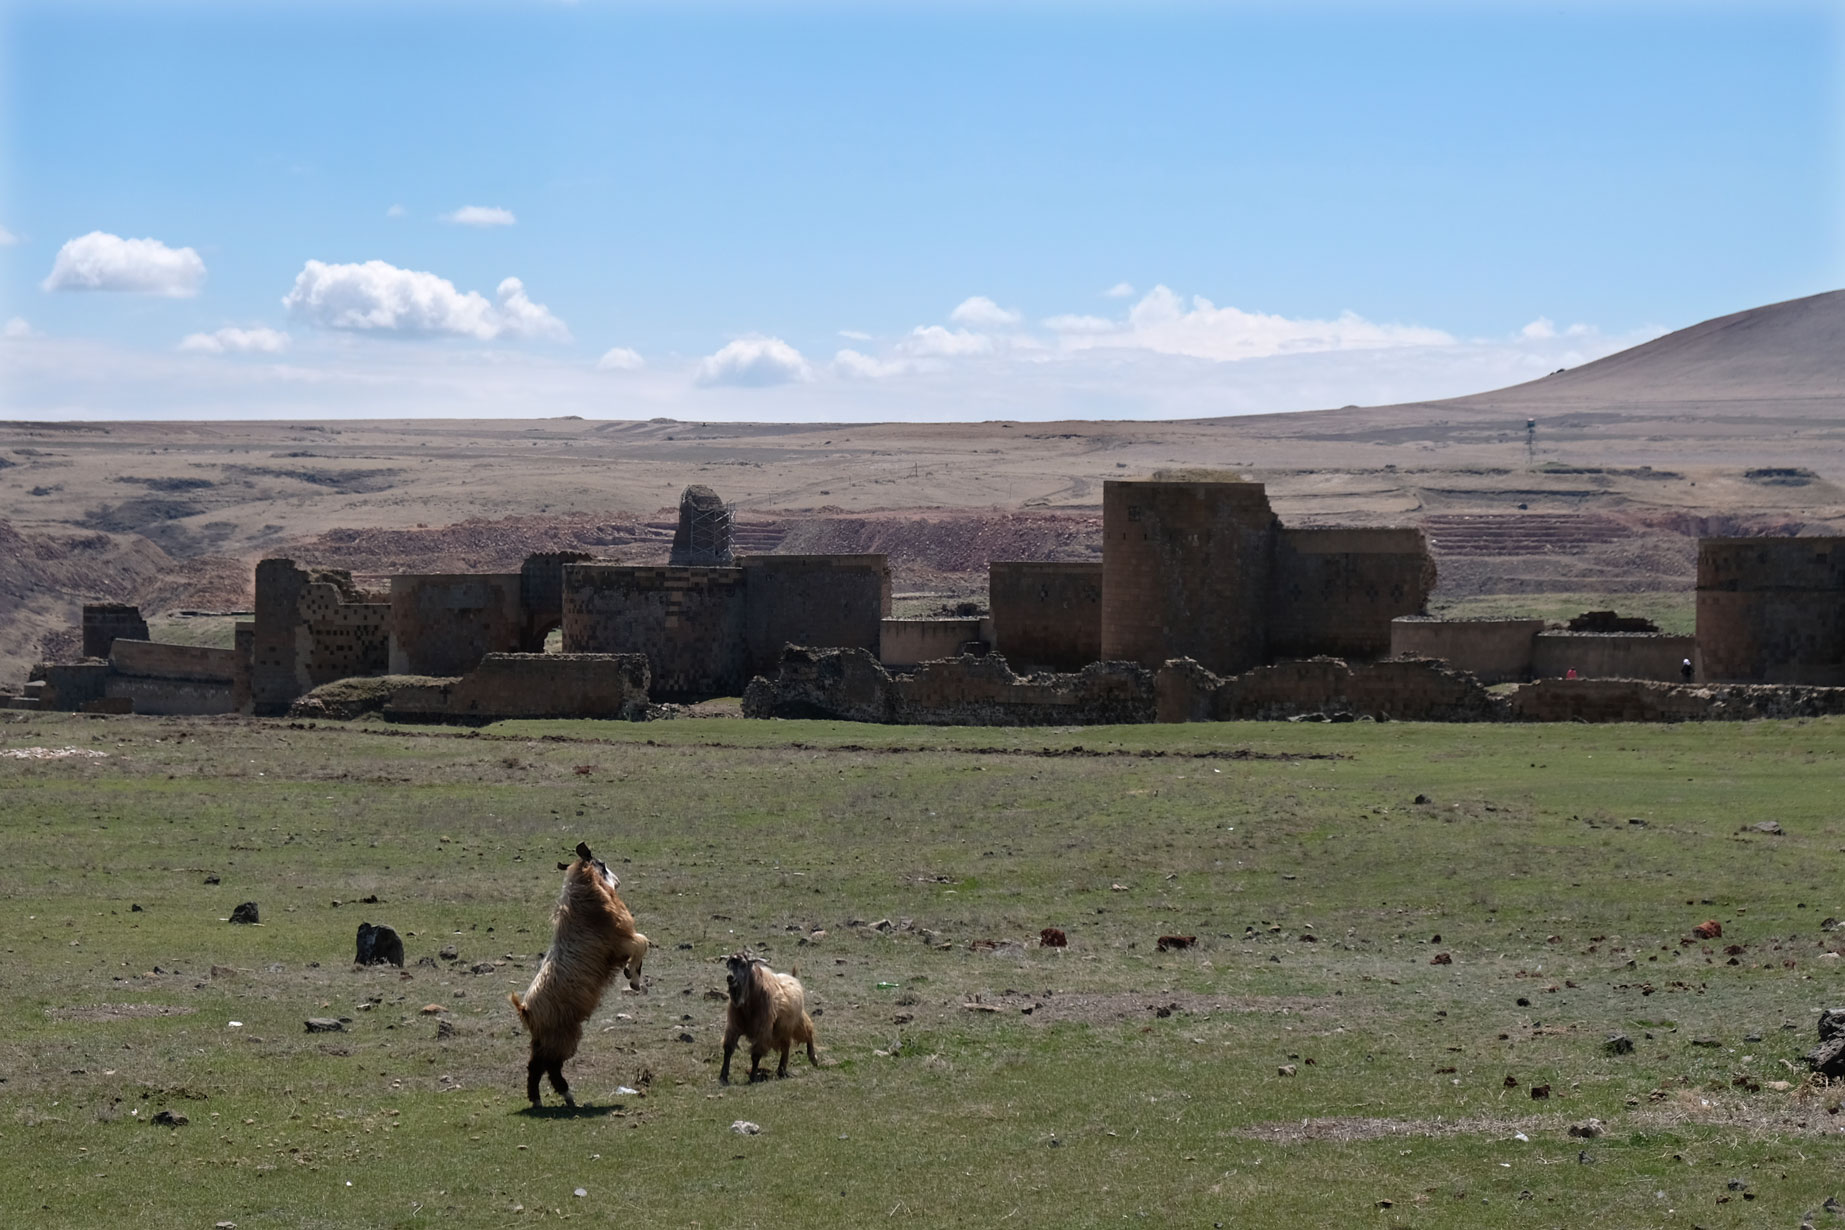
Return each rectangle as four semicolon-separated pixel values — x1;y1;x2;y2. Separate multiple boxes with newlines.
1681;657;1694;683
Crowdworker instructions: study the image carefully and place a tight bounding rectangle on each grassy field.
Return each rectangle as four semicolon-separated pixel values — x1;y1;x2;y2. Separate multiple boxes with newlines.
1;711;1841;1228
1428;592;1696;636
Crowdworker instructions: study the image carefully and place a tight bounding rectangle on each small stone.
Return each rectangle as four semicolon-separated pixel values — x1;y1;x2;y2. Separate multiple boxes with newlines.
436;1019;456;1040
1430;952;1452;965
730;1120;761;1135
151;1109;187;1127
470;962;496;975
1747;821;1784;835
204;874;220;885
228;902;259;925
1529;1083;1551;1099
1568;1119;1604;1139
439;945;459;961
304;1017;345;1033
1278;1064;1297;1077
420;1004;445;1014
354;922;405;967
1603;1034;1634;1055
130;904;143;912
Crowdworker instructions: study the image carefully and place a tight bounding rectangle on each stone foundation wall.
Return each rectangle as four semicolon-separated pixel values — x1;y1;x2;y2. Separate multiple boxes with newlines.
989;561;1103;672
251;559;389;715
383;653;650;723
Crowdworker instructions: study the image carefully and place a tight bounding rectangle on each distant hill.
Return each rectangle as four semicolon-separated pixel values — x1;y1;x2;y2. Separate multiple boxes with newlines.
1445;288;1845;415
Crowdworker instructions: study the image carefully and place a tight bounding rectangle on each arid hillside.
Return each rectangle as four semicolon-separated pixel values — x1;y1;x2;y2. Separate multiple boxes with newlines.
4;289;1842;683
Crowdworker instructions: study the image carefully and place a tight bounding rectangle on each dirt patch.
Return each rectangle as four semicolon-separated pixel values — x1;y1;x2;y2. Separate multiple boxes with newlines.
1235;1114;1544;1143
47;1003;199;1022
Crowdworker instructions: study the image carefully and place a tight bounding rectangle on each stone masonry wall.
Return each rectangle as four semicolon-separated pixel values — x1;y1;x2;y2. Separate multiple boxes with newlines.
1697;537;1845;684
1530;631;1696;682
1389;617;1544;684
741;554;889;677
880;618;985;668
1270;528;1434;661
82;604;149;659
383;653;650;723
388;573;528;676
562;563;749;700
989;561;1103;672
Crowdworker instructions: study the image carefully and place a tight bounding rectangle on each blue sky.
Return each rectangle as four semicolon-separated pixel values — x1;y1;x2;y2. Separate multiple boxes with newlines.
1;0;1838;421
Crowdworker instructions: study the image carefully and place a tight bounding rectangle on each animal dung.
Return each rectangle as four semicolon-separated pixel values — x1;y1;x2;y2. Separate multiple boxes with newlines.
1155;935;1197;952
1039;927;1068;948
228;902;260;925
1430;952;1453;965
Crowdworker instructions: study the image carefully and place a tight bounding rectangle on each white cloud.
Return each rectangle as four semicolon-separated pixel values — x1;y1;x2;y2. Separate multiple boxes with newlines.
385;204;407;219
41;231;206;297
281;259;568;342
1521;316;1556;339
4;316;34;338
898;324;993;357
1103;282;1135;299
1043;313;1116;335
0;224;18;246
492;277;572;341
832;348;912;379
949;295;1021;328
178;326;290;355
596;346;645;372
1052;285;1454;361
695;335;812;387
441;205;517;227
837;328;872;341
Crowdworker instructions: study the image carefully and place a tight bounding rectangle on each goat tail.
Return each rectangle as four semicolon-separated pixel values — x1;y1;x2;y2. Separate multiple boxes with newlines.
508;991;531;1032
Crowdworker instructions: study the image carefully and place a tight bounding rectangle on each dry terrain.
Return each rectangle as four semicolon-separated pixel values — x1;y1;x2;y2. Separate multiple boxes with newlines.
4;289;1842;683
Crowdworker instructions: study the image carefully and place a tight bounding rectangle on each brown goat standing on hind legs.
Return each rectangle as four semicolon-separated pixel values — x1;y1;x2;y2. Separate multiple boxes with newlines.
508;842;650;1107
720;952;819;1085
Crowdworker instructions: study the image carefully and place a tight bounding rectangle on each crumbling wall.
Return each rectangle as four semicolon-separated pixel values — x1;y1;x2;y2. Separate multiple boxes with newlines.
1270;528;1434;661
388;573;528;676
741;554;889;676
989;561;1103;672
1211;656;1502;722
562;563;748;700
744;648;1155;726
880;618;985;669
36;662;110;711
520;550;594;635
82;603;148;659
1531;631;1696;682
232;621;254;714
251;559;390;716
1389;617;1544;683
383;653;650;723
669;484;734;565
1100;480;1277;676
1697;537;1845;684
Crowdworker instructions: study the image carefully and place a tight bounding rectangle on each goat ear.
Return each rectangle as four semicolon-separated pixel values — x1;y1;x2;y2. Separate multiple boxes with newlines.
576;842;593;861
557;861;571;871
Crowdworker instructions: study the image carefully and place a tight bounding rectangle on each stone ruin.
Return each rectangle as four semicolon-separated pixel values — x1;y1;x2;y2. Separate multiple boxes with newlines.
667;484;733;566
11;480;1845;726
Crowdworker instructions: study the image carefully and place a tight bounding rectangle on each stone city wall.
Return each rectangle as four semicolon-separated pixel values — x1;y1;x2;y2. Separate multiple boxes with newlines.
1269;528;1434;661
741;554;889;677
1389;617;1546;683
1100;480;1278;676
82;603;149;660
1530;631;1696;682
1697;537;1845;684
562;563;749;700
383;653;650;723
988;561;1103;672
388;573;529;677
251;559;389;716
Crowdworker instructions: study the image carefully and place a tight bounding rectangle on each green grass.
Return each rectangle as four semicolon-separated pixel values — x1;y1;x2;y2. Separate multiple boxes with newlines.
144;615;245;650
1;712;1841;1228
1429;592;1696;636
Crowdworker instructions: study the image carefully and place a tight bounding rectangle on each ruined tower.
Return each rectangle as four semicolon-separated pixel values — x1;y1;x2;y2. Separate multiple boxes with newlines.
668;485;734;566
1099;479;1279;676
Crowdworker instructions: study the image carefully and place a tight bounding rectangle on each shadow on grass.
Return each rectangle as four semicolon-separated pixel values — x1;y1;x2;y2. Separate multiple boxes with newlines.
514;1101;627;1120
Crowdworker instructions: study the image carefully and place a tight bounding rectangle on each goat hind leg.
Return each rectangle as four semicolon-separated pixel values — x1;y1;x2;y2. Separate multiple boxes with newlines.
547;1058;575;1107
526;1054;545;1106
